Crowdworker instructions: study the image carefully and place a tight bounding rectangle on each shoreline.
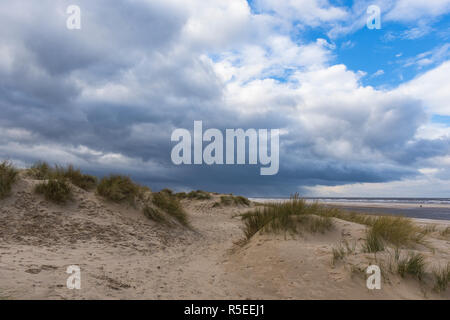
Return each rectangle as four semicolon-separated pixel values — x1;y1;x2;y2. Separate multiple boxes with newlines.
249;198;450;221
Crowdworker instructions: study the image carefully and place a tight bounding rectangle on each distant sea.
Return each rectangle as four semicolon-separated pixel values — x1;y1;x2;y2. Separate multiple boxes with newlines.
249;197;450;221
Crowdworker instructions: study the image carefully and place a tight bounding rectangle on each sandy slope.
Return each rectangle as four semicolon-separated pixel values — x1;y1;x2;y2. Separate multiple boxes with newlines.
0;176;449;299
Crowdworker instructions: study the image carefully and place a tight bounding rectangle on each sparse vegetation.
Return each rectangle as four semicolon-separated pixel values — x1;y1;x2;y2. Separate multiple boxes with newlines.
220;195;250;206
419;224;436;235
307;207;376;226
152;191;189;226
27;162;97;191
0;161;18;199
440;226;450;239
397;252;426;280
27;161;53;179
363;228;385;253
54;165;97;191
360;216;423;253
240;194;333;241
35;178;72;204
175;190;212;200
370;216;420;247
433;263;450;293
97;175;140;205
143;205;167;224
332;240;357;265
176;192;188;199
332;245;347;265
161;188;174;195
188;190;212;200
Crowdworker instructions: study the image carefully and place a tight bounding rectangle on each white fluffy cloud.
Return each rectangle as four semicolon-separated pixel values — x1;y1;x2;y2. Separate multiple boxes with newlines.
386;0;450;22
254;0;348;26
397;60;450;116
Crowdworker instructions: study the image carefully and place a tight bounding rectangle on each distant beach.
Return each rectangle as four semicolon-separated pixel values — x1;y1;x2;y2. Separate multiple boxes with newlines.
250;198;450;221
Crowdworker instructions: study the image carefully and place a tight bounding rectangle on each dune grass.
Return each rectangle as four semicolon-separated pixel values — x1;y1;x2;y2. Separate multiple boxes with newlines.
161;188;174;195
307;206;376;226
189;190;212;200
371;216;420;247
27;161;53;179
419;224;436;235
433;263;450;293
143;205;167;224
27;162;97;191
54;165;97;191
176;189;212;200
97;175;140;205
332;245;347;265
440;226;450;239
362;216;420;253
35;178;72;204
363;228;385;253
152;191;189;226
0;161;18;199
397;252;426;280
240;194;333;240
220;195;250;206
331;240;357;265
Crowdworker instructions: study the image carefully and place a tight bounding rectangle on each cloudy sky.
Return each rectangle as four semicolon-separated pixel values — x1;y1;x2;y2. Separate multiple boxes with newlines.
1;0;450;197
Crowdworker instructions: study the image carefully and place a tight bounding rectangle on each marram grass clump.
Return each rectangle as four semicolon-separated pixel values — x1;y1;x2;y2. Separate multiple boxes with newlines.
143;205;168;224
370;216;420;247
188;190;212;200
363;228;385;253
240;194;333;241
27;162;97;191
220;195;250;206
152;191;189;227
433;263;450;293
35;178;72;204
54;165;97;191
397;252;426;281
97;175;140;205
27;161;53;180
0;161;18;199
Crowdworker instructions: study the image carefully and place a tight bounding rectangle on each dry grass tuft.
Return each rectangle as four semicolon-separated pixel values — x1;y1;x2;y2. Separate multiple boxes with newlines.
0;160;18;199
54;165;97;191
363;228;385;253
240;194;333;241
143;205;168;224
187;190;212;200
370;216;420;247
433;262;450;293
220;194;250;206
397;252;426;280
152;191;189;227
35;178;72;204
27;162;97;191
440;226;450;239
27;161;53;179
97;175;140;205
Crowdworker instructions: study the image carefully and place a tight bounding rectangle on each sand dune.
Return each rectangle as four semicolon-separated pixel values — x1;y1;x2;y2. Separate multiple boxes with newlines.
0;174;449;299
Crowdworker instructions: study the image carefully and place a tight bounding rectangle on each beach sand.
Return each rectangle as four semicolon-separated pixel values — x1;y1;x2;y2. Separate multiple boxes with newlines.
0;175;449;300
